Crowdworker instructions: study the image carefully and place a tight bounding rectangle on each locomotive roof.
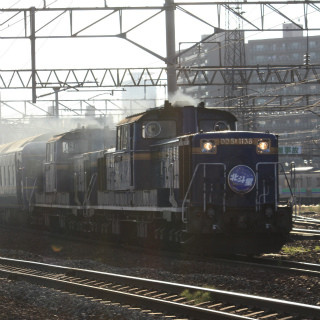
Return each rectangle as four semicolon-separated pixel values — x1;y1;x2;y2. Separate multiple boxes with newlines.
47;127;102;143
0;134;50;155
117;104;237;126
117;113;145;126
49;131;76;143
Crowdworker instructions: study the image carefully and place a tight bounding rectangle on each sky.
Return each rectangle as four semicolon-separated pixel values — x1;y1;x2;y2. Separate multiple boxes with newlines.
0;0;319;119
2;1;317;69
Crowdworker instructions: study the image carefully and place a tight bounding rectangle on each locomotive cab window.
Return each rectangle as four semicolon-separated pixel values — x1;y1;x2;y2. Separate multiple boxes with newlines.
1;166;3;186
142;121;176;139
199;120;230;132
62;141;79;154
46;142;56;162
117;125;129;150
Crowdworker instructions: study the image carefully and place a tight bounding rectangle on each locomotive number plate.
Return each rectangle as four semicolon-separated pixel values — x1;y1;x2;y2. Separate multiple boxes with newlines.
219;138;253;145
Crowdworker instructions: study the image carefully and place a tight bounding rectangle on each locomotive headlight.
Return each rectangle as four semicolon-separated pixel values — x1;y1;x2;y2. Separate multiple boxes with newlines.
257;139;270;153
203;142;213;151
201;140;216;153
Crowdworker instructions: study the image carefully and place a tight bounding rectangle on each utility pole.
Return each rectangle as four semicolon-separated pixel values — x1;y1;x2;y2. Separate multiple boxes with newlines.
165;0;177;100
224;1;247;129
30;7;36;103
54;88;59;117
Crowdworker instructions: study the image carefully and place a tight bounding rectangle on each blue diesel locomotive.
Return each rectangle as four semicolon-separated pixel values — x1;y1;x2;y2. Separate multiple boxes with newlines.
0;101;293;254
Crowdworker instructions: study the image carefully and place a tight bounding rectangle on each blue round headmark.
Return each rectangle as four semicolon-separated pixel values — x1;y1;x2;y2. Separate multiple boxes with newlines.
228;165;256;194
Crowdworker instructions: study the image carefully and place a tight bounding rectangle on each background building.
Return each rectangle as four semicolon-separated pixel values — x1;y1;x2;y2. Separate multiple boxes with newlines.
121;72;161;116
179;24;320;168
246;23;320;168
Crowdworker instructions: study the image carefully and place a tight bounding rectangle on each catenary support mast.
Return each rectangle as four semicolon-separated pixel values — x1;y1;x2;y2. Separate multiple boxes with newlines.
30;7;36;103
165;0;177;100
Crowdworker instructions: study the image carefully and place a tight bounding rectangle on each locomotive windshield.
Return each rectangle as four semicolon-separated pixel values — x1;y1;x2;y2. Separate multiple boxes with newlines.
199;120;230;132
62;141;79;154
142;120;176;139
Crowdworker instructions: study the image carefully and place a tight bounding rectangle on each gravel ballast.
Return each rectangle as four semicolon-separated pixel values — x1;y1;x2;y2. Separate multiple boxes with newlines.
0;224;319;319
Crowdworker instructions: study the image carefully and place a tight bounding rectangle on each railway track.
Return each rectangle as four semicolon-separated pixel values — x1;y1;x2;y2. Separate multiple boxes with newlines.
218;255;320;277
0;224;318;277
0;257;319;320
292;214;320;238
292;228;320;238
293;215;320;228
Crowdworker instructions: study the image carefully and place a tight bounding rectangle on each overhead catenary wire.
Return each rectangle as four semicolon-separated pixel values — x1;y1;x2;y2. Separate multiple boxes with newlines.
176;2;320;110
0;2;319;122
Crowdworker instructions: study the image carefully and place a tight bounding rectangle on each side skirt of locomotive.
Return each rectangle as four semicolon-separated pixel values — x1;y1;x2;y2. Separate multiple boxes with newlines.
31;203;291;255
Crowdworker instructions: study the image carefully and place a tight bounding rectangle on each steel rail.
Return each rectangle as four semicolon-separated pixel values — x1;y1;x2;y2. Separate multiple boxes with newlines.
292;227;320;236
0;270;252;320
0;257;319;319
218;255;320;277
294;221;320;228
294;217;320;226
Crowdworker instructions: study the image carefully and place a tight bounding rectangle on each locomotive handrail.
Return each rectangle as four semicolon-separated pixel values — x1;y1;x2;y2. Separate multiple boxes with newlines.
278;162;296;211
258;181;270;206
255;162;295;213
168;162;178;207
255;162;278;212
83;173;97;208
181;163;226;224
73;173;81;206
28;177;38;211
289;162;297;216
283;163;296;200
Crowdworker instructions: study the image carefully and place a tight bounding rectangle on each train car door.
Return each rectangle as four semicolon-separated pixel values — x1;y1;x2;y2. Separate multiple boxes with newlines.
130;123;134;187
44;142;57;192
113;124;131;190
